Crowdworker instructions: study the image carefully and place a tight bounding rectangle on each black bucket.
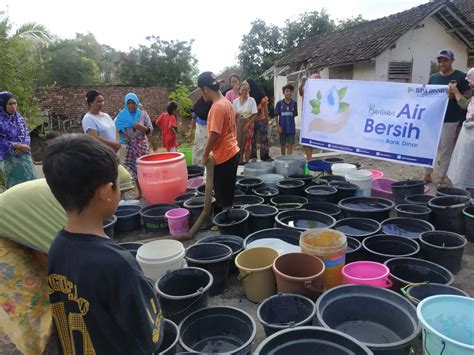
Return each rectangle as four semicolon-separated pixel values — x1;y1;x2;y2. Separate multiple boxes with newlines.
328;181;359;202
236;177;264;194
276;179;305;196
270;195;308;211
243;204;278;233
157;319;180;355
254;326;372;355
324;157;345;165
464;206;474;242
381;217;434;239
288;174;314;187
395;204;431;221
257;293;316;336
244;228;301;249
118;242;143;258
197;235;244;273
183;196;215;230
140;204;179;234
316;284;420;355
403;283;470;306
233;195;265;208
276;209;336;232
428;196;471;234
252;187;279;203
196;183;212;196
185;243;233;296
404;194;435;206
173;192;197;208
362;235;420;263
391;180;425;205
187;165;205;178
234;189;245;196
155;267;213;323
346;237;362;263
333;218;381;240
305;185;338;203
103;215;117;238
384;257;454;292
419;231;467;274
213;209;250;238
436;187;471;197
114;205;141;234
179;306;256;355
339;197;394;222
320;175;346;184
302;202;341;219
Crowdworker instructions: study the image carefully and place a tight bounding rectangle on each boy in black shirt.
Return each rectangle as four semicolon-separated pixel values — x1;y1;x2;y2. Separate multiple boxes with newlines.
43;134;163;354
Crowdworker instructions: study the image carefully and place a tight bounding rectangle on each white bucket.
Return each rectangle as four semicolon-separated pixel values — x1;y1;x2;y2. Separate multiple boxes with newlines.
331;163;356;177
136;240;185;281
346;169;373;197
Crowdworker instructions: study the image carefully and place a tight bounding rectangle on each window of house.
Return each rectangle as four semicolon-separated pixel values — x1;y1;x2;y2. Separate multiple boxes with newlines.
430;61;438;75
387;62;413;82
329;65;353;80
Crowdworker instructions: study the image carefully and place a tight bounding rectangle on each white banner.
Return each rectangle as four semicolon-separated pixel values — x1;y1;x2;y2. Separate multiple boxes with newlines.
300;79;449;167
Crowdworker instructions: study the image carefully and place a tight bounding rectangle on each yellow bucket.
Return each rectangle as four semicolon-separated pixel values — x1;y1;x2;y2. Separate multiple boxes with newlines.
235;247;279;303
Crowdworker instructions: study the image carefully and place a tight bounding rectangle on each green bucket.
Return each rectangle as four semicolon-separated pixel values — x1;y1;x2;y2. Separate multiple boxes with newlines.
178;148;193;166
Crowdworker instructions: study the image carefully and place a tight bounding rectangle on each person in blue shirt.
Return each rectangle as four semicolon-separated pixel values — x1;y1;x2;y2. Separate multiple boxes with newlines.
275;84;298;155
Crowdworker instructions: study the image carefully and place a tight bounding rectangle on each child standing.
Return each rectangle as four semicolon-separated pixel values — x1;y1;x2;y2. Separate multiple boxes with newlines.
43;134;163;354
156;102;178;152
275;84;298;155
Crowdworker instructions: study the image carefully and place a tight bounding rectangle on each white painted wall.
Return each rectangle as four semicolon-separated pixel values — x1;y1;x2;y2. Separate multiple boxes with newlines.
353;61;376;81
375;16;469;83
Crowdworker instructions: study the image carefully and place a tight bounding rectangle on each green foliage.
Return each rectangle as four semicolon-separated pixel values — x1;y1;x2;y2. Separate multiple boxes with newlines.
336;15;367;30
168;84;193;118
283;10;335;49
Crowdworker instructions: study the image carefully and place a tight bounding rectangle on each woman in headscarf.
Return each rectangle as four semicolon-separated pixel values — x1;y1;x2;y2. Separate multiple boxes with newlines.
191;96;212;164
243;79;271;161
114;93;154;196
0;91;36;189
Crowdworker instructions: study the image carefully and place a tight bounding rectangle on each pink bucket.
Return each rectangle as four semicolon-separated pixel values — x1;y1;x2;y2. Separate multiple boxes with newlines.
367;169;384;180
165;208;190;236
342;261;392;288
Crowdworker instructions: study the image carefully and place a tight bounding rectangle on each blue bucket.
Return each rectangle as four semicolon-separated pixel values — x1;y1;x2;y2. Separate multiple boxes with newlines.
308;160;332;173
417;295;474;355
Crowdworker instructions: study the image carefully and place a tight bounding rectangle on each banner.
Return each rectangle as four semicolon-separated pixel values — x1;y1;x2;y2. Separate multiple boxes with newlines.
300;79;449;167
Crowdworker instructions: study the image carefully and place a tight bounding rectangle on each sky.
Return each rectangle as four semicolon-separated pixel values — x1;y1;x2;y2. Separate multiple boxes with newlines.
4;0;428;73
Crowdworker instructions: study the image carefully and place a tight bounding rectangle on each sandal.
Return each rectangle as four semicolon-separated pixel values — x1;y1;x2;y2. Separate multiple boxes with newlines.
437;181;448;188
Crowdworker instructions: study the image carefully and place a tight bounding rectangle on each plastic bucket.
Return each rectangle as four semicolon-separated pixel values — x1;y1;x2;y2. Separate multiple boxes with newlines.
342;261;392;288
403;283;469;305
236;177;264;194
288;174;314;187
320;175;347;184
419;231;467;274
391;180;425;205
243;204;278;234
381;217;435;239
384;257;454;292
305;185;338;203
183;196;215;230
429;196;471;234
418;295;474;355
345;237;362;263
140;204;179;234
300;229;347;290
178;306;256;355
404;194;435;206
244;161;274;177
178;148;193;166
157;319;180;355
323;157;345;165
257;294;316;336
276;179;305;196
464;206;474;242
308;159;332;173
213;209;250;238
252;187;279;204
185;243;232;296
155;267;212;323
395;204;431;221
257;173;284;188
346;169;373;197
235;247;279;303
333;218;381;240
136;240;185;281
197;235;243;273
187;176;204;191
328;181;359;202
270;195;308;211
302;202;341;219
173;192;197;208
233;194;264;208
187;164;204;178
436;187;471;197
103;215;117;239
368;169;384;180
274;155;306;177
276;209;336;232
362;234;420;263
339;196;394;222
244;228;301;251
114;205;141;234
273;252;325;299
331;163;356;177
165;208;190;236
254;326;373;355
316;285;420;354
118;242;143;258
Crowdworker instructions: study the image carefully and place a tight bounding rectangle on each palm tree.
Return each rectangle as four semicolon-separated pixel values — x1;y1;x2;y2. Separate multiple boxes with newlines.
14;22;52;45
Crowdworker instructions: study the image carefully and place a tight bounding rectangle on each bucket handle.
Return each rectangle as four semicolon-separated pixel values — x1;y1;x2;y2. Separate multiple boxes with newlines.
383;278;393;288
401;282;430;304
423;329;446;355
304;280;324;295
167;287;206;318
237;271;251;281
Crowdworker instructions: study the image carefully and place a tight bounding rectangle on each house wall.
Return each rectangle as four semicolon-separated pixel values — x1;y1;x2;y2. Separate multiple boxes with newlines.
353;61;376;81
375;16;469;83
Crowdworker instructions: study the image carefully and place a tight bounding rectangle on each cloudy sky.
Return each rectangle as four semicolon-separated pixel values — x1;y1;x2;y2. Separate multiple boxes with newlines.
4;0;427;73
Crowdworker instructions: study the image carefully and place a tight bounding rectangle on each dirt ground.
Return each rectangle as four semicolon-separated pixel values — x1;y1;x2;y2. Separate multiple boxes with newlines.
1;147;473;355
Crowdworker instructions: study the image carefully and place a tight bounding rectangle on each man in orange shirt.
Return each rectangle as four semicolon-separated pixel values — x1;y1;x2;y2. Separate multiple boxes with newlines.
198;71;240;212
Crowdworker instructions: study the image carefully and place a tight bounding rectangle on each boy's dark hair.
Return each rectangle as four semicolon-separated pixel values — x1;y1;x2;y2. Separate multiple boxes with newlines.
45;130;60;141
86;90;102;105
167;101;178;115
43;134;119;213
282;84;295;93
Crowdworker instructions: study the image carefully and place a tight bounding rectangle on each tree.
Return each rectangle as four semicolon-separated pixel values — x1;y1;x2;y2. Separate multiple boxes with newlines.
337;15;366;30
283;10;335;49
168;84;193;118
